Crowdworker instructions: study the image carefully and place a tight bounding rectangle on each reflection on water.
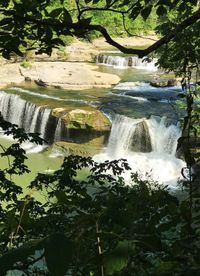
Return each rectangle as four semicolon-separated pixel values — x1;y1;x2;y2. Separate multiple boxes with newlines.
0;136;62;201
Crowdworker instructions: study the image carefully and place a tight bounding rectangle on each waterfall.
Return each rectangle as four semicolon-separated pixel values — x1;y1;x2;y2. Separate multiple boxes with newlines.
95;114;185;187
96;54;157;71
107;116;144;158
106;115;179;157
0;91;62;144
54;118;64;142
146;116;181;155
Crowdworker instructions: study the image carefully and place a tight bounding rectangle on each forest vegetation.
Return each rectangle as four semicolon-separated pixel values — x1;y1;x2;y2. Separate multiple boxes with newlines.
0;0;200;275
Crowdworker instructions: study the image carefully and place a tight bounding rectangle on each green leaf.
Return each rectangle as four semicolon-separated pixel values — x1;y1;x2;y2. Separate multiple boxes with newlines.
156;5;167;16
49;8;63;18
153;261;180;275
104;240;136;275
44;233;75;276
141;5;153;21
63;8;72;24
55;190;68;203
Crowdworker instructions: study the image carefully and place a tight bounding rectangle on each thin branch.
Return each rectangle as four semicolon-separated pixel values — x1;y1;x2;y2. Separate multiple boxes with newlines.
76;0;81;22
79;6;127;17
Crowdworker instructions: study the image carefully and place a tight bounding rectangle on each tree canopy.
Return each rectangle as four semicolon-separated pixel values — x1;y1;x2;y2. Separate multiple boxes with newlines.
0;0;200;58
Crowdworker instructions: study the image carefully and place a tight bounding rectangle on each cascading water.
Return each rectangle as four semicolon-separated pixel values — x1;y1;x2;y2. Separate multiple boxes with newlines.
96;54;157;71
107;116;144;158
0;91;63;146
95;114;185;187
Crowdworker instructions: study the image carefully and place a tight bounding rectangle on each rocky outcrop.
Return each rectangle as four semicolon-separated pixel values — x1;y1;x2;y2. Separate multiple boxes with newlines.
20;62;120;90
52;108;111;145
65;109;111;131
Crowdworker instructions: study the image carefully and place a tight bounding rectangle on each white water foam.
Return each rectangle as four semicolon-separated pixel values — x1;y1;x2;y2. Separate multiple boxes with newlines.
94;114;185;188
0;91;66;146
114;81;181;91
96;55;158;71
21;142;47;153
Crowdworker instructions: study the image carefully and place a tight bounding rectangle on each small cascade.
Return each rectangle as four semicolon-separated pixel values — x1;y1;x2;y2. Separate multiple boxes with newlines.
107;115;145;158
0;91;62;144
96;54;157;71
54;118;64;142
106;114;180;157
95;114;185;186
146;116;181;155
39;109;51;140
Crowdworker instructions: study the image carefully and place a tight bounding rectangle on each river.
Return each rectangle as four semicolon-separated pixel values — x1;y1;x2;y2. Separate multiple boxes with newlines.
0;54;186;191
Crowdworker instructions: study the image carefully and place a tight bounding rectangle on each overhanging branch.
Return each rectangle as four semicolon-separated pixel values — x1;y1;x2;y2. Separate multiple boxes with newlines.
83;8;200;57
1;7;200;58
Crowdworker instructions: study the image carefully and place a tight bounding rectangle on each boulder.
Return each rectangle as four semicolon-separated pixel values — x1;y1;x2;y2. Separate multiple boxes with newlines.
34;79;47;87
51;108;111;144
130;121;152;152
64;109;111;131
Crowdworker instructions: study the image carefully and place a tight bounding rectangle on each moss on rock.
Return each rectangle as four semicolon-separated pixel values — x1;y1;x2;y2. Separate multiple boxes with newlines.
53;108;111;132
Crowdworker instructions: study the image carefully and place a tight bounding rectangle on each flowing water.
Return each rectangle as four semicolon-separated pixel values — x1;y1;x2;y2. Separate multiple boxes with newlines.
0;53;186;189
96;54;158;71
94;115;185;187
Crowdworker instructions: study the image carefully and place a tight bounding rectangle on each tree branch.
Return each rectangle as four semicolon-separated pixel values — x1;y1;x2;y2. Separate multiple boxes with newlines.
1;7;200;58
79;6;127;18
82;8;200;57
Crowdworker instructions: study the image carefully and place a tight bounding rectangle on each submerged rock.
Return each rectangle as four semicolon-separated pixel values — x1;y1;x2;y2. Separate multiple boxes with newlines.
150;79;177;88
51;135;106;157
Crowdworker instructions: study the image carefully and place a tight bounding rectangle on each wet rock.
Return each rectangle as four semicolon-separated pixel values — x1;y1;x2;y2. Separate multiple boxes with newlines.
51;108;111;144
51;135;106;157
130;121;152;152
